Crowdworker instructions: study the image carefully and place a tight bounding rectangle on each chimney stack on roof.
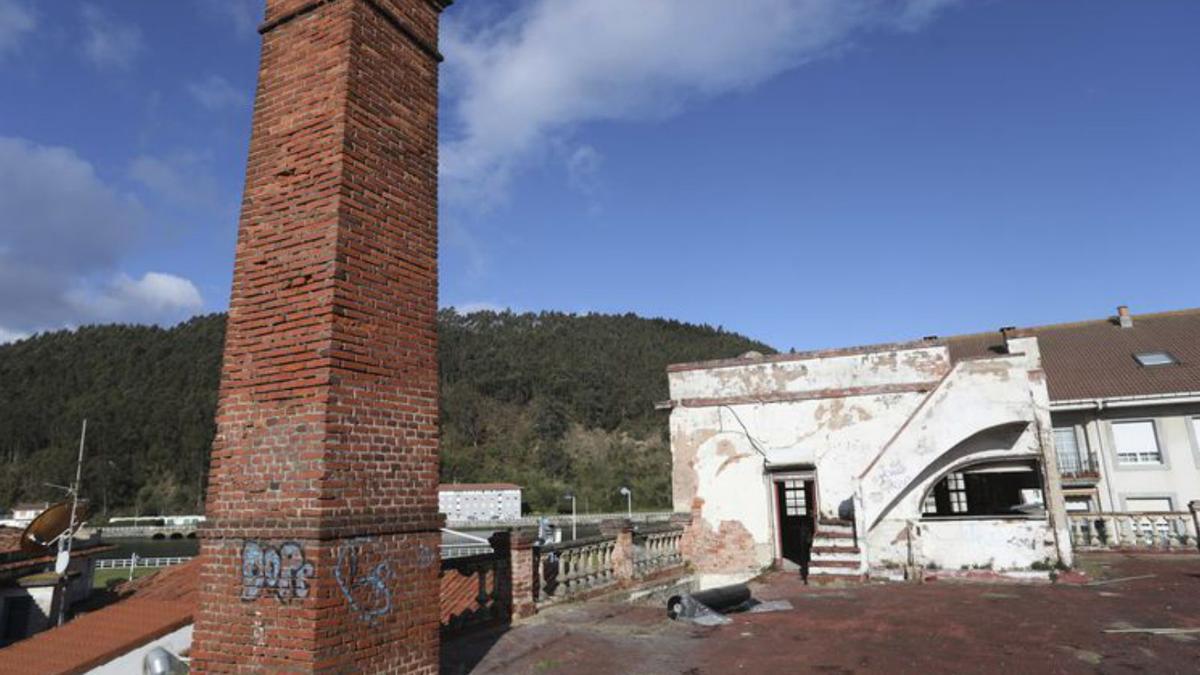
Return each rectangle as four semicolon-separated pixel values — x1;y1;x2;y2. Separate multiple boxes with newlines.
1117;305;1133;328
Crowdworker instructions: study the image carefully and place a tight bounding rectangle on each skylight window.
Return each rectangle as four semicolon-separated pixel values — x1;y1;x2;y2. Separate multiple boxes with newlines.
1133;351;1177;367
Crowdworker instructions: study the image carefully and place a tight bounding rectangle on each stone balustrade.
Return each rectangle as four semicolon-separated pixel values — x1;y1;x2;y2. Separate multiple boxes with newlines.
538;535;618;604
1069;512;1198;551
633;527;684;578
439;514;692;627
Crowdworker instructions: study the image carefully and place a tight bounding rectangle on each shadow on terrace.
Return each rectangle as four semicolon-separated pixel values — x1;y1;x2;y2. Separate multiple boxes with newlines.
442;551;1200;674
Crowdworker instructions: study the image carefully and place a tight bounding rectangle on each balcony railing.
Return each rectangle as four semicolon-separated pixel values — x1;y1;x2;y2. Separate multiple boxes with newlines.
1056;453;1101;482
1068;512;1198;551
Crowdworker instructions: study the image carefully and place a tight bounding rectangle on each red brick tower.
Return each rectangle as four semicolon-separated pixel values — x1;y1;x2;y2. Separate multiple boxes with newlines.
191;0;449;671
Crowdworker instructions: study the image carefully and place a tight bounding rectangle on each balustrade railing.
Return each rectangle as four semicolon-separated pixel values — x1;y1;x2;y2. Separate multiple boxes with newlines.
440;550;508;634
1069;512;1198;551
633;526;684;578
537;535;617;604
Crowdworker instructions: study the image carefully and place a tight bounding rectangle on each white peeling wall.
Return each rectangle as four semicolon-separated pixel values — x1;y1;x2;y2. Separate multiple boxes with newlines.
670;347;951;572
876;519;1057;571
668;347;950;401
670;340;1070;574
671;392;930;572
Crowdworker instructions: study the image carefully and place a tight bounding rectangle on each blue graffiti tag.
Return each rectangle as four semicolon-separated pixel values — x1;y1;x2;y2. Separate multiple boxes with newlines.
241;541;314;603
334;541;394;623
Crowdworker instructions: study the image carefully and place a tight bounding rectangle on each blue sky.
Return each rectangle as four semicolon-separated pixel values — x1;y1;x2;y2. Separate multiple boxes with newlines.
1;1;1197;351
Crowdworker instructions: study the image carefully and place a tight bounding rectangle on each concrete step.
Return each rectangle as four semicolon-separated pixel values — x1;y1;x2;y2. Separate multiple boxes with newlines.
809;559;859;569
808;573;864;584
818;518;854;527
808;563;861;577
811;550;861;563
812;535;856;549
810;545;860;555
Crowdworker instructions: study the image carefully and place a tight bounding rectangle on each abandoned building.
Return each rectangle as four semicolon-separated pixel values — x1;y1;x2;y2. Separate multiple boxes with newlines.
666;305;1200;581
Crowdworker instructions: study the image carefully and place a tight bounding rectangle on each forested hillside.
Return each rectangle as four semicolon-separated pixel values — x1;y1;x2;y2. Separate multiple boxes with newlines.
0;311;771;516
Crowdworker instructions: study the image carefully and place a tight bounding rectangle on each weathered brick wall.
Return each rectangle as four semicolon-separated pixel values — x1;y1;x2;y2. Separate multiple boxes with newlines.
191;0;448;672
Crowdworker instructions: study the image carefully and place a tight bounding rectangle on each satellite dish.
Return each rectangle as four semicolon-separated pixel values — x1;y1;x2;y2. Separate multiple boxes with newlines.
20;501;89;555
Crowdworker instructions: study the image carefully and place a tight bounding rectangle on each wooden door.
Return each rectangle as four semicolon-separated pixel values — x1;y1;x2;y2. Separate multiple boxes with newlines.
776;478;815;566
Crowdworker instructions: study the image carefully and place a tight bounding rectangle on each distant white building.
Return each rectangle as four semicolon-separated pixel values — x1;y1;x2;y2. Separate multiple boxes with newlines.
0;503;50;529
439;484;522;523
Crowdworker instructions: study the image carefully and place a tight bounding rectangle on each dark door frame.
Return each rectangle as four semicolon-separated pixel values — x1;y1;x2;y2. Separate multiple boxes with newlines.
769;470;817;566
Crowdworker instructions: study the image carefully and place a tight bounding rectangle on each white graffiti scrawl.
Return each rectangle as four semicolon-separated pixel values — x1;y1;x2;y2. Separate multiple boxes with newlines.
241;541;314;603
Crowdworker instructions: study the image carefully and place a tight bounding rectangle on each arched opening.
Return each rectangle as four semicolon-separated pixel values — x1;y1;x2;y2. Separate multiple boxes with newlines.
170;532;184;540
870;421;1031;528
152;532;166;540
920;458;1045;519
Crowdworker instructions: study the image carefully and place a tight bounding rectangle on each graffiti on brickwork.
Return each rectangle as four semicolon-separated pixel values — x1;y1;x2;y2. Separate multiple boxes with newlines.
335;539;394;623
418;543;436;569
241;541;314;603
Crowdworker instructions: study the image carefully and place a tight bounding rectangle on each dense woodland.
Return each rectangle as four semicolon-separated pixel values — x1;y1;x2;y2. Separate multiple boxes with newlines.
0;311;770;517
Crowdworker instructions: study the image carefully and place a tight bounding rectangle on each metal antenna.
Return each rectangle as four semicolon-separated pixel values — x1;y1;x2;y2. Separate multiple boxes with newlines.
56;419;86;626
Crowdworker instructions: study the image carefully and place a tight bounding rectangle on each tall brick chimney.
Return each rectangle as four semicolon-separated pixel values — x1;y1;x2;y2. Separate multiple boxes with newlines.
191;0;449;671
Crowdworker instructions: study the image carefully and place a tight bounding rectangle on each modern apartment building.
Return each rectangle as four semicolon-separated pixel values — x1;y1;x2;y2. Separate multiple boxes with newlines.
948;306;1200;516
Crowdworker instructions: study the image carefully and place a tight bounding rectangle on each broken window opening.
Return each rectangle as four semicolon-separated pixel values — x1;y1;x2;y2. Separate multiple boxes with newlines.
921;460;1045;518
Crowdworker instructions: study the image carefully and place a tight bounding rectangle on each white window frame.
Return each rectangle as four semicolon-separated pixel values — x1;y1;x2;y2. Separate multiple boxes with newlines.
1111;420;1163;466
1133;351;1177;367
1052;426;1085;474
946;472;968;513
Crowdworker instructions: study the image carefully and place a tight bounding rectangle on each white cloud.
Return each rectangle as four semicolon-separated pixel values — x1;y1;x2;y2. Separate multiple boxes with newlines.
198;0;261;38
565;144;603;196
441;0;958;208
0;136;203;335
66;272;203;325
80;4;143;70
449;301;508;315
129;153;219;208
0;0;35;58
186;75;248;111
0;326;28;344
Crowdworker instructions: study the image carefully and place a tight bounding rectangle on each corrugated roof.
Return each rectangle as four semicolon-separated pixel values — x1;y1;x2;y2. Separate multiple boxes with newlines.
0;559;198;675
945;307;1200;402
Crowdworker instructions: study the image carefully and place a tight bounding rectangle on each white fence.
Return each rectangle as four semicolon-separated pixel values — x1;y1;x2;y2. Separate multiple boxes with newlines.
95;556;193;570
445;511;677;529
1069;512;1198;551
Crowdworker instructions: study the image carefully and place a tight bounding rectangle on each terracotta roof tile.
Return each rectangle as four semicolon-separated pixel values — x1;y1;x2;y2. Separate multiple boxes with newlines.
0;527;24;555
0;559;198;674
945;307;1200;402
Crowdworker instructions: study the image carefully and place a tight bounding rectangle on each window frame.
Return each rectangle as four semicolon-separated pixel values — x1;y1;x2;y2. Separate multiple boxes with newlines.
1052;425;1087;474
1132;351;1178;367
919;458;1048;521
1109;419;1165;467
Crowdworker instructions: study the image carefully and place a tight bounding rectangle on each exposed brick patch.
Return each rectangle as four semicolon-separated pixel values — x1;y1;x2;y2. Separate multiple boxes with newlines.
681;502;761;573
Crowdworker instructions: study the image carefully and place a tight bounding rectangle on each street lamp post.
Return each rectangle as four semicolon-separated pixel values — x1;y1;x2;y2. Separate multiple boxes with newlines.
564;492;577;540
619;486;632;520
